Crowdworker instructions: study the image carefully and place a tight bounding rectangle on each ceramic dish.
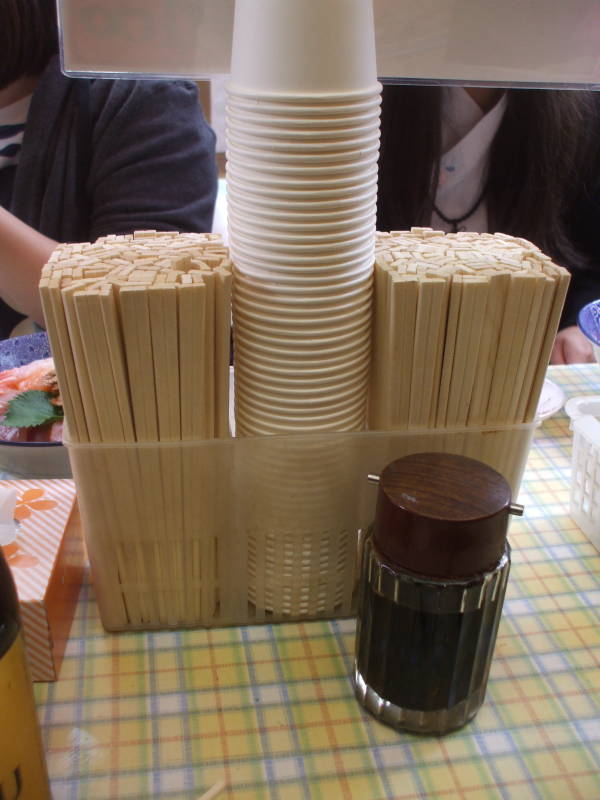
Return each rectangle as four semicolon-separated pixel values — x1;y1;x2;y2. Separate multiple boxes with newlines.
0;332;71;478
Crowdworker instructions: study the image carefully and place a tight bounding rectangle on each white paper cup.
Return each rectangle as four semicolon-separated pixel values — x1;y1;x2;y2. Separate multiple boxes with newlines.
228;202;377;230
229;217;376;248
230;0;377;94
234;360;371;388
235;419;364;436
234;349;371;379
234;350;368;375
230;228;376;255
228;193;376;218
234;372;370;403
234;405;366;435
233;307;371;335
230;223;375;253
236;371;368;395
234;277;373;298
225;129;380;154
229;213;375;239
226;90;380;110
237;372;368;403
226;121;379;146
234;334;371;363
234;281;371;311
236;394;367;423
233;309;371;342
239;363;370;406
226;151;380;178
234;284;371;315
234;269;373;291
237;376;368;399
235;326;370;360
231;224;376;252
227;202;377;229
226;160;377;188
235;331;371;359
228;210;376;234
227;84;381;104
227;97;381;120
227;85;381;105
228;201;376;232
231;240;375;266
225;186;376;214
234;329;371;356
226;110;380;135
235;299;371;340
225;145;380;171
226;176;378;204
235;395;367;424
233;269;373;291
226;175;376;203
233;257;373;281
226;104;381;130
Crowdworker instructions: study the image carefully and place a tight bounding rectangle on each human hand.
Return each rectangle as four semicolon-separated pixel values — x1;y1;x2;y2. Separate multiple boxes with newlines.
550;325;595;364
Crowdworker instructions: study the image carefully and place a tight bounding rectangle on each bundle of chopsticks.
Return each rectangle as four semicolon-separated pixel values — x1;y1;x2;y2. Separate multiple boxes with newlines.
40;231;232;444
370;228;570;430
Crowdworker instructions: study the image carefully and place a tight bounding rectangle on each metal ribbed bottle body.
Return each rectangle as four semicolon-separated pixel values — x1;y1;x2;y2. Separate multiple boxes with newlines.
354;532;511;734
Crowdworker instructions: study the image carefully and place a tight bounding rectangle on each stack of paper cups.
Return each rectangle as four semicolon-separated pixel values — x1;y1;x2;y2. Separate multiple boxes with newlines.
227;0;381;615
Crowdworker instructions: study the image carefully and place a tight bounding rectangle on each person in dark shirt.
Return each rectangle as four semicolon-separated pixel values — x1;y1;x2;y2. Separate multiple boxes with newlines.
0;0;218;339
377;85;600;363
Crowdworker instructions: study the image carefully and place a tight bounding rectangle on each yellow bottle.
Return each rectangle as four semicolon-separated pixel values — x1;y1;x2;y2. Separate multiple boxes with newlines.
0;548;52;799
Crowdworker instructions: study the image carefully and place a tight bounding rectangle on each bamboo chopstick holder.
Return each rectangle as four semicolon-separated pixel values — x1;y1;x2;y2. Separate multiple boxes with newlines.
178;278;207;440
436;275;463;428
446;276;487;428
98;284;136;442
408;277;448;429
72;290;125;442
215;269;233;439
119;286;159;441
39;274;85;442
390;274;418;429
373;229;570;439
60;281;103;441
523;267;570;421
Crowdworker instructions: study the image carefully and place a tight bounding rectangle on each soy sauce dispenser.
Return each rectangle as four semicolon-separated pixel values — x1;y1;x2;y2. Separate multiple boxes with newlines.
354;452;523;734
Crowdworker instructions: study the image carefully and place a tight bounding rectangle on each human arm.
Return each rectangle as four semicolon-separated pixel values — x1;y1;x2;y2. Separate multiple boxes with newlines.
0;76;216;329
0;206;56;325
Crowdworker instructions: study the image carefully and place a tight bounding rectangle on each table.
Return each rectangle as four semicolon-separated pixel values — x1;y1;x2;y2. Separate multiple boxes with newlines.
35;365;600;800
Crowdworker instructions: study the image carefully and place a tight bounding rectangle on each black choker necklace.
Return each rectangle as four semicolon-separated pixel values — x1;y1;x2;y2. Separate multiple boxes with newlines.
432;187;486;233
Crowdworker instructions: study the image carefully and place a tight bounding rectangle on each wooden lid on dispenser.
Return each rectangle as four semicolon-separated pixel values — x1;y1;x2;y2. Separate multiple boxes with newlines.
373;452;516;578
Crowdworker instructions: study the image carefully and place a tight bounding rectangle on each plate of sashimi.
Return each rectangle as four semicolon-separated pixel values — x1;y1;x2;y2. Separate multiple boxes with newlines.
0;332;71;478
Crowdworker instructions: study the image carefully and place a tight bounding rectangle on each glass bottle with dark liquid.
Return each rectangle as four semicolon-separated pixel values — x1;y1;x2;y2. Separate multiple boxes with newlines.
354;452;523;734
0;547;52;798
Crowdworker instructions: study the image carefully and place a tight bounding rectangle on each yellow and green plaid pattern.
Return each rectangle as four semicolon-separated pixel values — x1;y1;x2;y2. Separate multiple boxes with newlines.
36;365;600;799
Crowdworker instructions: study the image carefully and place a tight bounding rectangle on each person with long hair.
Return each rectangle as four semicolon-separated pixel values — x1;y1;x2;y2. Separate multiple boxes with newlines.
377;85;600;363
0;0;217;339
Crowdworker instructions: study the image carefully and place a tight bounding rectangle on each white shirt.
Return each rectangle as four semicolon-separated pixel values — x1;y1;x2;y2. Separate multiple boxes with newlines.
0;94;32;171
431;88;507;233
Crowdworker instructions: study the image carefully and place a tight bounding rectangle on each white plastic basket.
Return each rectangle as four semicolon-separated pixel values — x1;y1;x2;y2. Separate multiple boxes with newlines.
566;396;600;552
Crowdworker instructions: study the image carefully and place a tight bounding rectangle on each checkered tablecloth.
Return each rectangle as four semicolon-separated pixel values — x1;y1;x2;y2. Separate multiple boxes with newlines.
35;365;600;800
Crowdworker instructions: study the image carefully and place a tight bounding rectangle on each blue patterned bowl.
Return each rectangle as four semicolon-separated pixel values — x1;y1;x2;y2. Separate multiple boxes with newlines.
578;300;600;364
0;333;71;478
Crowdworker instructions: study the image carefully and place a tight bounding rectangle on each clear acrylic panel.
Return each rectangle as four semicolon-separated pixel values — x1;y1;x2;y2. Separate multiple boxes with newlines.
58;0;600;88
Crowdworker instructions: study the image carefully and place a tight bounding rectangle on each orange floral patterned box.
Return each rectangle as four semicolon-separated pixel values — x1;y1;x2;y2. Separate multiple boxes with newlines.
1;479;84;681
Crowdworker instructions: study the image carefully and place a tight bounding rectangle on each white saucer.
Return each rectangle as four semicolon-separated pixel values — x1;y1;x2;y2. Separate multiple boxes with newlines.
535;379;566;422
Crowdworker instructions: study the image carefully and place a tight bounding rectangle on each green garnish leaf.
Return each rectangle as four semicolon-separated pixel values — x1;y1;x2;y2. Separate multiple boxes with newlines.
1;390;63;429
